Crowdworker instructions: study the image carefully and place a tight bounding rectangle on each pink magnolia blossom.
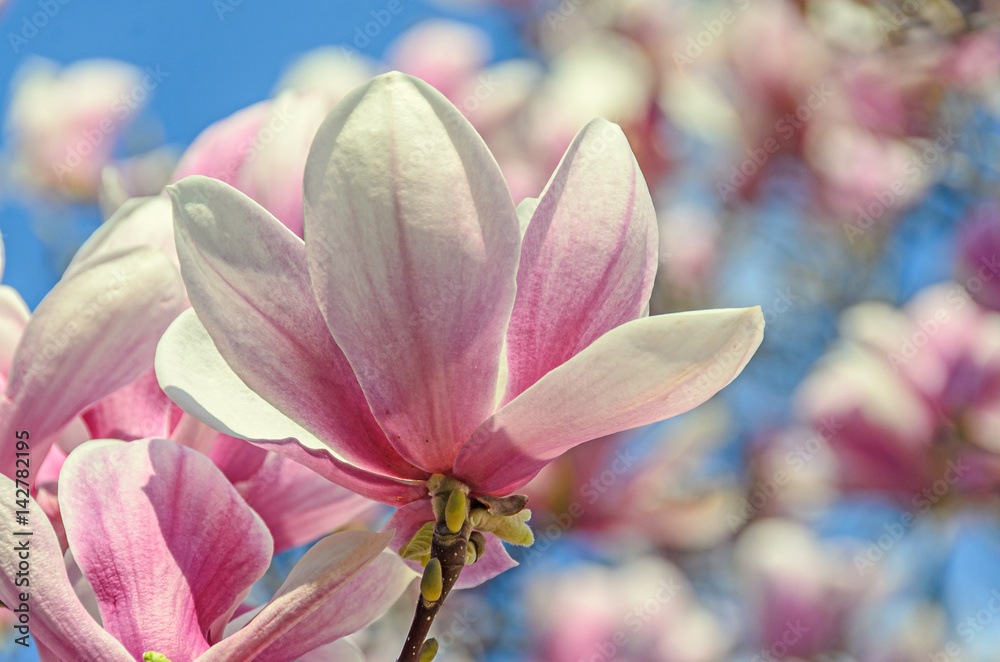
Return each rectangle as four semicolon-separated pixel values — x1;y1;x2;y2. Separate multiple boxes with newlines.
156;72;764;586
0;438;415;662
797;285;1000;496
0;198;374;554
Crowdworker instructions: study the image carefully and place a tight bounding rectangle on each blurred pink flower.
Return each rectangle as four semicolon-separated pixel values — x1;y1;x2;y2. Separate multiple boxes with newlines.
528;557;732;662
5;58;153;200
0;438;414;661
173;93;329;237
797;285;1000;496
957;203;1000;313
735;518;865;658
387;20;491;101
157;72;764;586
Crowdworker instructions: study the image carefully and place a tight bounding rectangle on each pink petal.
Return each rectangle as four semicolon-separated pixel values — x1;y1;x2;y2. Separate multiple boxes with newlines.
156;310;429;505
172;101;271;186
169;411;222;457
296;639;363;662
80;368;174;441
63;195;178;279
0;247;186;486
251;437;428;507
454;308;765;494
385;499;518;589
0;285;29;383
504;119;657;402
234;92;333;237
169;176;423;480
201;531;415;662
209;434;269;483
0;473;131;661
60;439;273;660
235;451;376;554
304;71;520;472
386;20;490;100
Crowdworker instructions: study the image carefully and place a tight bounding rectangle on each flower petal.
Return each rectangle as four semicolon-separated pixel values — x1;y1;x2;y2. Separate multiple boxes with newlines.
296;639;364;662
80;368;175;441
60;439;273;660
155;309;428;505
209;434;269;483
63;195;178;279
504;119;657;402
385;499;518;589
304;71;520;472
172;101;271;186
169;175;423;480
0;247;186;486
235;451;376;554
0;473;131;661
201;531;415;662
0;285;29;383
454;308;765;494
234;91;333;236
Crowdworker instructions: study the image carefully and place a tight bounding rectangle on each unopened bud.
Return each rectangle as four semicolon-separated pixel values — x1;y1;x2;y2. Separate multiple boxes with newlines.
445;490;467;533
421;558;443;603
419;638;439;661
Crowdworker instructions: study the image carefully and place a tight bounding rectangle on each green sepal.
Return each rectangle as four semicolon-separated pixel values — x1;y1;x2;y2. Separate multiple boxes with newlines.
470;508;534;546
399;521;435;566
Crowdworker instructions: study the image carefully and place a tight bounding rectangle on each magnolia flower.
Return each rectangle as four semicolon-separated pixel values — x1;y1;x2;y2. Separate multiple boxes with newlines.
0;199;374;554
4;58;149;200
797;284;1000;496
157;72;764;588
0;438;414;661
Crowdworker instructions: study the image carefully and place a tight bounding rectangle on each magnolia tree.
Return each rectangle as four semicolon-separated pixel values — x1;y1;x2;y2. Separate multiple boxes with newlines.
0;72;763;662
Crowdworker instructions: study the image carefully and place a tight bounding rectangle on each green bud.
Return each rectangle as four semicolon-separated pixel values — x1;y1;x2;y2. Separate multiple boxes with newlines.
445;490;467;534
421;558;443;603
143;654;173;662
419;638;440;662
399;521;435;566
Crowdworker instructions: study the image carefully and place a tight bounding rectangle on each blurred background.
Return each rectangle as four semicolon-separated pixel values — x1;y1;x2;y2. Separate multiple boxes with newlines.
3;0;1000;660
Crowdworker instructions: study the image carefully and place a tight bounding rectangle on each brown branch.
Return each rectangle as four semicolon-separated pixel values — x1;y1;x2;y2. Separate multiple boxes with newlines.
396;520;471;662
